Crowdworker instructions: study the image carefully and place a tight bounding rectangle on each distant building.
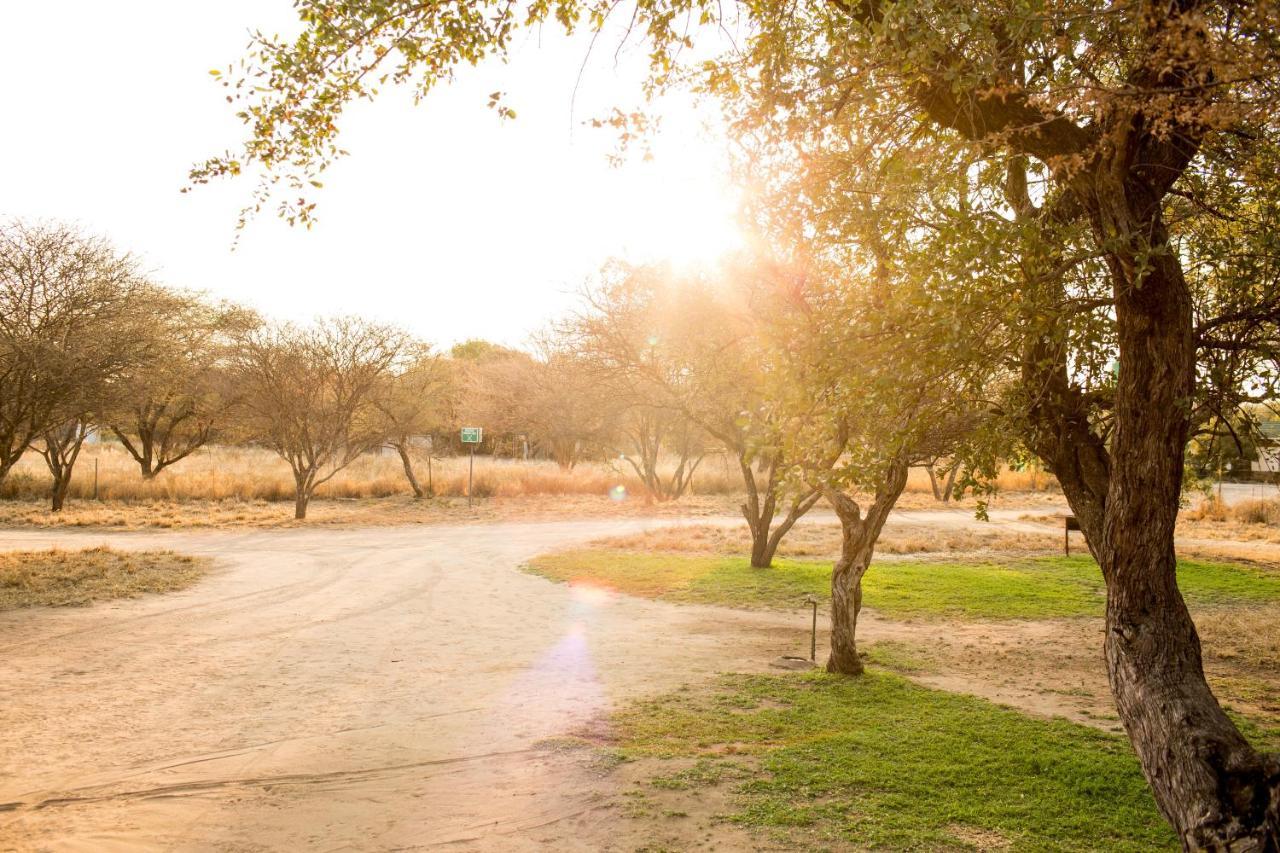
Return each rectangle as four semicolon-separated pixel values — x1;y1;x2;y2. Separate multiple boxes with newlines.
1251;421;1280;478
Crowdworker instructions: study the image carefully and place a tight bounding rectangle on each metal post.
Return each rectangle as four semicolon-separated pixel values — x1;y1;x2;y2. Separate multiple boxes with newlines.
804;594;818;661
810;598;818;662
468;446;474;509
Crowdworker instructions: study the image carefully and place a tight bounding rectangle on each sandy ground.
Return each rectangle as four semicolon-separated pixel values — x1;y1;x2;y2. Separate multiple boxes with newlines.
2;507;1273;852
0;520;804;852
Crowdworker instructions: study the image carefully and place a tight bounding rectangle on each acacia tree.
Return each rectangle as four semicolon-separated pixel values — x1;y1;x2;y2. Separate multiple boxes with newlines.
727;8;1280;843
774;249;992;674
461;342;619;470
109;289;256;478
0;220;147;508
196;1;1280;842
555;314;707;502
233;317;407;520
610;403;706;502
571;260;819;566
375;347;456;497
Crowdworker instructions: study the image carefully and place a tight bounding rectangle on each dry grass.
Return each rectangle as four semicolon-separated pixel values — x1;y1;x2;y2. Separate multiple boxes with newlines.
594;520;1063;558
1;444;1061;504
0;494;746;530
0;547;209;609
903;465;1061;495
1198;604;1280;673
0;443;1067;528
0;444;747;503
1185;496;1280;526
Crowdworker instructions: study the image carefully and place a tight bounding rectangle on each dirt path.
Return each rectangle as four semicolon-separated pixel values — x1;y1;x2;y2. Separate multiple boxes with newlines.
0;520;805;852
4;508;1268;851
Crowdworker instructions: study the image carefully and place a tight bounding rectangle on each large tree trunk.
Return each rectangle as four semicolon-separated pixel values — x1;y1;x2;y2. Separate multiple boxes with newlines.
1092;182;1280;848
828;563;866;675
747;521;773;568
825;460;909;675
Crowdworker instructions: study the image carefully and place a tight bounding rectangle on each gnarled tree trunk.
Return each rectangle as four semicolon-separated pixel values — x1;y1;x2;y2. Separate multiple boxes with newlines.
824;459;909;675
1091;178;1280;849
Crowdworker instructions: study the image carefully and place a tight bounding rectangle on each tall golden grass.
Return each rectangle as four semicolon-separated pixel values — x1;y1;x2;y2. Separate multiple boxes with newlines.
902;465;1060;495
1186;496;1280;525
0;443;1062;504
0;444;746;502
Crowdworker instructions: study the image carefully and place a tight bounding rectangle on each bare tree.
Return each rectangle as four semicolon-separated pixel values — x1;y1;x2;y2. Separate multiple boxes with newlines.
34;421;92;512
109;288;257;478
233;316;407;519
611;404;706;502
462;345;618;470
921;458;960;503
375;346;456;498
571;259;818;566
0;220;148;509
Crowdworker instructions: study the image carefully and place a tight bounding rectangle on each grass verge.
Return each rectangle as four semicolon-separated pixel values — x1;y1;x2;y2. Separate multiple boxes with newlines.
525;550;1280;618
0;548;209;609
606;670;1176;851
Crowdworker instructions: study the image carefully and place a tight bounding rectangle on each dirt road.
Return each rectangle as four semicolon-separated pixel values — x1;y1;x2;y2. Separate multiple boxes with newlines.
0;521;803;852
3;505;1235;851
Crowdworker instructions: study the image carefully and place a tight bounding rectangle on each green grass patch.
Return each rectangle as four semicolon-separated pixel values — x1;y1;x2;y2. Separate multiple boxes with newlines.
614;671;1176;851
527;550;1280;618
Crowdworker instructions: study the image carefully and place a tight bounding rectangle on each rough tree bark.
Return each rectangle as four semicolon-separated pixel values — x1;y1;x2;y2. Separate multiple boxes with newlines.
1021;163;1280;847
823;458;910;675
1089;169;1280;849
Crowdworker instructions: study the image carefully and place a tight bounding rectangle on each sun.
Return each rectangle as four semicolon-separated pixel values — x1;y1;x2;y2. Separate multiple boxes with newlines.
608;113;747;271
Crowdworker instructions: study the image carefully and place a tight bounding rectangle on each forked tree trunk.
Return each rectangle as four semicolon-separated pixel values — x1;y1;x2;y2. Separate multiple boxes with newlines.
925;464;942;501
942;465;959;503
50;475;72;512
40;422;89;513
737;450;820;568
1091;187;1280;848
825;460;909;675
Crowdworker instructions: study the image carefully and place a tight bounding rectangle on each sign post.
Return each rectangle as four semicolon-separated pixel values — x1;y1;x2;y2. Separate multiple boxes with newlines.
460;427;483;508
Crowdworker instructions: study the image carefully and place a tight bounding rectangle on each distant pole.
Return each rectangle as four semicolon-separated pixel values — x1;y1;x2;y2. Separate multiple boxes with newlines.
468;446;475;509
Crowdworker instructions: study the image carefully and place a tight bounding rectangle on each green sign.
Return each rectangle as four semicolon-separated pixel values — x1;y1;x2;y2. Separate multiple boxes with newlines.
461;427;483;444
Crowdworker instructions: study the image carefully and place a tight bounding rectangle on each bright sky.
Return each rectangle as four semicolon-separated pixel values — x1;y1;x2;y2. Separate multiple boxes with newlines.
1;2;744;349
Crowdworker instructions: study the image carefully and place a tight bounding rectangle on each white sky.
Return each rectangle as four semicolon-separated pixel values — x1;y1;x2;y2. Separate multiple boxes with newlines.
0;2;744;349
